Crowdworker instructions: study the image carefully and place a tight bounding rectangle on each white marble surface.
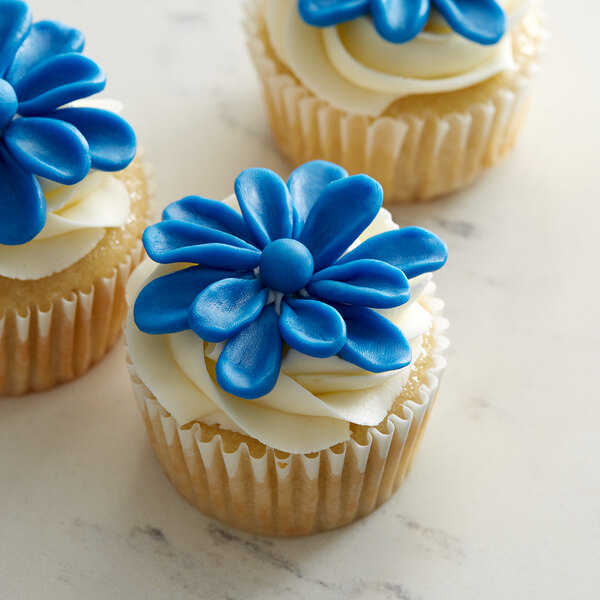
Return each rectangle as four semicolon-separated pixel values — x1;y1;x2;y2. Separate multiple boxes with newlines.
1;1;598;598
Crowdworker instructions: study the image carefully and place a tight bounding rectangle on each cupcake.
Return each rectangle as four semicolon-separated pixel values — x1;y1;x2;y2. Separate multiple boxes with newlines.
126;160;449;536
0;1;150;395
245;0;544;202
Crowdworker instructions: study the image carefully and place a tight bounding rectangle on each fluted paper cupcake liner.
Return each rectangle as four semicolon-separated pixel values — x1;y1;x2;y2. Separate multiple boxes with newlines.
244;0;544;203
0;241;145;396
128;317;449;537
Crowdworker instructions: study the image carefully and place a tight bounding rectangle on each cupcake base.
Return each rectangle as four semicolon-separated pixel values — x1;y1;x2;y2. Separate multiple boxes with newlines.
0;158;152;396
245;0;544;203
128;318;448;537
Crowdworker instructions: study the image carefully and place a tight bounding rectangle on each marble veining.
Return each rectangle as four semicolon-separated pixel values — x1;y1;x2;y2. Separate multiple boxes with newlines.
395;516;466;564
0;0;598;599
432;218;476;239
168;10;209;26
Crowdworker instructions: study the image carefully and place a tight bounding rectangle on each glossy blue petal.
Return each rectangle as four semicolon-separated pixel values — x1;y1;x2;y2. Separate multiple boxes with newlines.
299;174;383;271
335;304;411;372
133;266;251;335
433;0;506;45
0;79;18;130
162;196;254;245
4;117;90;185
188;277;268;343
279;298;346;358
13;53;105;116
371;0;429;43
49;107;136;171
0;144;45;245
234;168;293;249
216;304;282;399
298;0;370;27
6;20;85;84
288;160;348;237
153;243;260;271
0;0;31;78
336;226;448;278
143;221;261;269
307;259;410;308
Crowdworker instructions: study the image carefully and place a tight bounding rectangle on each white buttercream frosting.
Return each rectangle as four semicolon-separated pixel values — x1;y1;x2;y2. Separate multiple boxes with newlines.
265;0;531;116
126;202;442;455
0;99;132;280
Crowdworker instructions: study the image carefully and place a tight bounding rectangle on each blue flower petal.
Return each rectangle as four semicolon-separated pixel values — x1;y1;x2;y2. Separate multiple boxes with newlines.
0;79;18;130
298;174;382;271
216;304;282;399
162;196;254;245
154;244;260;271
335;304;412;372
4;117;90;185
234;168;293;249
143;221;261;269
188;277;268;343
433;0;506;45
371;0;429;43
307;259;410;308
0;144;45;246
336;226;448;279
279;298;346;358
13;53;105;116
0;0;31;78
6;20;85;84
134;266;251;335
49;107;136;171
298;0;370;27
287;160;348;237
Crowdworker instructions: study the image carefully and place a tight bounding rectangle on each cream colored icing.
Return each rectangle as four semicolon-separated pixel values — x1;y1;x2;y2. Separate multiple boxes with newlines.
0;98;131;280
126;203;441;454
265;0;531;116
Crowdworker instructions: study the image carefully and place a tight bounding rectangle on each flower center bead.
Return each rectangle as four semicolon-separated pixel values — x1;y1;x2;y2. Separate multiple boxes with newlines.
0;79;18;131
259;238;314;294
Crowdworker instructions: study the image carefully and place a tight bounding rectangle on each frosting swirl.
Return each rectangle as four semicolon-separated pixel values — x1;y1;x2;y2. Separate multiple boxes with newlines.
0;170;130;280
265;0;531;115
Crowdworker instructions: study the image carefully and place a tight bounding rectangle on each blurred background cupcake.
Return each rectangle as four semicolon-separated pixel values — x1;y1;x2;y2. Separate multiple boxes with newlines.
0;1;151;396
126;160;449;536
245;0;544;202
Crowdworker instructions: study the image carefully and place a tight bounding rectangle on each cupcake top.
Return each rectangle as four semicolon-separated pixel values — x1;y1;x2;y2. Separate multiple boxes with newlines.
264;0;532;115
127;161;448;453
0;0;136;249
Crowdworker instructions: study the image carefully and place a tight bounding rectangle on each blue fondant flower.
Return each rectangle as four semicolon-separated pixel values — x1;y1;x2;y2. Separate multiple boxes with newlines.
0;0;137;246
298;0;507;45
134;161;448;400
